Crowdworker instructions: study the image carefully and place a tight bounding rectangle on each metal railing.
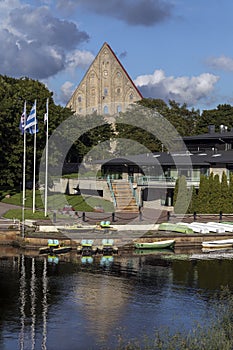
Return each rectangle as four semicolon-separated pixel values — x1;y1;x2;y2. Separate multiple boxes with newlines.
106;176;117;207
128;178;140;207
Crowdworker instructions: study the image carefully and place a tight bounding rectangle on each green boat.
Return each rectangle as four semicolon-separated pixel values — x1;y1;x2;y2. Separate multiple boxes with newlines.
134;239;175;249
158;222;194;234
134;248;174;255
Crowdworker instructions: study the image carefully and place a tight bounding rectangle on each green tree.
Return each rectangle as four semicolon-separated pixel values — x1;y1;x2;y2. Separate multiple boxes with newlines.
221;171;230;213
0;75;115;187
208;172;215;213
187;186;197;214
229;173;233;213
196;175;209;213
211;174;221;213
195;104;233;134
173;175;189;214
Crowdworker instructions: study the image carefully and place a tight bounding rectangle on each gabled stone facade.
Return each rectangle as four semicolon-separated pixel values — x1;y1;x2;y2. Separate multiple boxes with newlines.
66;42;142;116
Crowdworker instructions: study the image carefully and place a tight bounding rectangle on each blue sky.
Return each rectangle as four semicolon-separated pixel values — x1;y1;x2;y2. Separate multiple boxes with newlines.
1;0;233;111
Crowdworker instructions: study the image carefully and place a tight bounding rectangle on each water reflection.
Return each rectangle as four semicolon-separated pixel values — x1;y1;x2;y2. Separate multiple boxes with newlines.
1;247;233;349
42;258;48;350
19;255;26;350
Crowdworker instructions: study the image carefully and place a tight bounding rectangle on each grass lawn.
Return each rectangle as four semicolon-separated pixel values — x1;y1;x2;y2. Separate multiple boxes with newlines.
1;189;114;220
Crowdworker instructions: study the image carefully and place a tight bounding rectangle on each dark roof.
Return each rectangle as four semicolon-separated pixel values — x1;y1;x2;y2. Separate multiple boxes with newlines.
203;150;233;164
95;152;211;167
183;131;233;141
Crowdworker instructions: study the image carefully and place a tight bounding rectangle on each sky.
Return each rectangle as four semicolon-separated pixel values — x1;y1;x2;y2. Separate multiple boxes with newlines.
1;0;233;111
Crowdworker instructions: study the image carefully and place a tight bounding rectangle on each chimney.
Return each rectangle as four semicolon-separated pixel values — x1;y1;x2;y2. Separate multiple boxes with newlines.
208;125;215;133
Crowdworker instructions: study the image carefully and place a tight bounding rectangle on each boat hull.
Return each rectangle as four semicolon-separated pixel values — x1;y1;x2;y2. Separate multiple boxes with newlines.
202;239;233;249
158;223;193;234
53;247;72;254
134;239;175;249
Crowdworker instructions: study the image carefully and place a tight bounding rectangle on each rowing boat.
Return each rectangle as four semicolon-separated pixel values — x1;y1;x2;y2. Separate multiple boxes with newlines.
158;223;193;234
134;239;175;249
134;248;174;255
202;239;233;249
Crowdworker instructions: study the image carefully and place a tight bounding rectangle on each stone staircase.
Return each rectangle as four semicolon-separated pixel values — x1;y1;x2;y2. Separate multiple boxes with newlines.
111;180;138;212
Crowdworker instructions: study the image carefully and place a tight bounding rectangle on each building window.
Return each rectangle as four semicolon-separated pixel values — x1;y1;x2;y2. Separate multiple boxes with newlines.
104;88;108;96
78;96;82;103
117;105;122;113
90;72;95;83
117;88;121;94
129;93;134;100
103;106;108;114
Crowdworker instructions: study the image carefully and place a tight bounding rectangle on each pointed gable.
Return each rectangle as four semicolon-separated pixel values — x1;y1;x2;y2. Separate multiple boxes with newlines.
66;42;142;116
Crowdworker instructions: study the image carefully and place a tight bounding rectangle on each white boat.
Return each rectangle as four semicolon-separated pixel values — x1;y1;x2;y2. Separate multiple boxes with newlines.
202;239;233;249
188;223;209;233
176;222;205;233
207;222;233;232
191;223;225;233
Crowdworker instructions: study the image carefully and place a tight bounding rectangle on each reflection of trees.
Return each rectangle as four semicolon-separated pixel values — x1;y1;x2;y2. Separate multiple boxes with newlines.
74;272;129;341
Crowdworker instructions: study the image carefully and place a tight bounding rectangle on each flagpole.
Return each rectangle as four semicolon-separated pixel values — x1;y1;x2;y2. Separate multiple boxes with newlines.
32;100;37;213
44;98;49;217
22;101;27;238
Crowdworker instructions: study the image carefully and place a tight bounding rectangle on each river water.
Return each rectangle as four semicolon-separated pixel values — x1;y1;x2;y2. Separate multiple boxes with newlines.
0;246;233;350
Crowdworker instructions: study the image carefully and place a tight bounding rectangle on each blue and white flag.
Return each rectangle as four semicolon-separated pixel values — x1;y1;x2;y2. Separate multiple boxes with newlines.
25;100;39;134
19;101;27;134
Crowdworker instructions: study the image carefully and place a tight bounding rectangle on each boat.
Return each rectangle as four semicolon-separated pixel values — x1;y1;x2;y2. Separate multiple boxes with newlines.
97;239;118;254
158;223;193;234
94;221;118;232
100;255;114;266
53;246;72;254
134;239;175;249
187;223;210;234
58;223;96;233
39;239;72;255
134;248;174;255
207;222;233;232
77;239;98;255
202;239;233;249
203;224;226;233
182;222;226;234
47;255;59;264
81;256;94;264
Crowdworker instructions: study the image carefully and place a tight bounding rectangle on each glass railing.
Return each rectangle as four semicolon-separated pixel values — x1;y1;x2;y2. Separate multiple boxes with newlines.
137;176;201;185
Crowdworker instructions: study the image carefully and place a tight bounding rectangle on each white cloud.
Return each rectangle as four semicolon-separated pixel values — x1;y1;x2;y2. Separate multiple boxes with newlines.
207;55;233;72
0;1;89;79
60;81;74;104
66;50;94;71
134;69;219;107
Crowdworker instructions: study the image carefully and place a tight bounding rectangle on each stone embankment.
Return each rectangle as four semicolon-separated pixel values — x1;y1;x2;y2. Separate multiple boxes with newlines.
1;208;233;250
2;224;233;251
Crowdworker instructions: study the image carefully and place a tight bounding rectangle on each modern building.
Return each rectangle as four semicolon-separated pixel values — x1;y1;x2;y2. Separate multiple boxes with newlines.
95;125;233;207
66;42;142;116
64;43;233;210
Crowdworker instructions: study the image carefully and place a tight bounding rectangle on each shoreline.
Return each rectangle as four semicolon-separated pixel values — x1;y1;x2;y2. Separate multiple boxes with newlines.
2;226;233;251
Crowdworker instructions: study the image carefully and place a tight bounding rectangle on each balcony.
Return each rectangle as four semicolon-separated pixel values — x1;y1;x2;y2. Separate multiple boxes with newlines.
137;176;200;188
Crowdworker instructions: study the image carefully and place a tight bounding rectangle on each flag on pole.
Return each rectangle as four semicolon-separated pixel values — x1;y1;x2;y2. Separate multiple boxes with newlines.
44;98;49;217
25;101;39;134
44;111;48;124
19;101;27;134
